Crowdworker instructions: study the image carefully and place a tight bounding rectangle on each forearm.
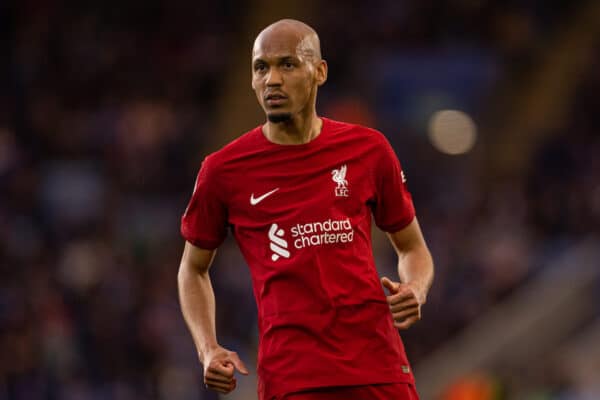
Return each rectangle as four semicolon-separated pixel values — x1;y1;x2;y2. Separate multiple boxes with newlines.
178;263;219;363
396;244;434;303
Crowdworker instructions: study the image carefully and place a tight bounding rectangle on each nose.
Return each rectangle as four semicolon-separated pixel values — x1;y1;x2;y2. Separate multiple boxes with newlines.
266;67;283;86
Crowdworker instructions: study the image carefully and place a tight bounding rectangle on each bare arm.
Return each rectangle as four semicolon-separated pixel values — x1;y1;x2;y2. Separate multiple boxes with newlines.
178;242;219;358
381;217;434;329
178;241;248;393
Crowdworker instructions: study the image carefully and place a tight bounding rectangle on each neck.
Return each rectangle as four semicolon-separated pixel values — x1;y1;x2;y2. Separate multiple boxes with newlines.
263;111;323;145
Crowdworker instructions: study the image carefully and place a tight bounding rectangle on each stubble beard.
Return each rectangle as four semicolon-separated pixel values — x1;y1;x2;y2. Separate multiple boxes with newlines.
267;112;293;123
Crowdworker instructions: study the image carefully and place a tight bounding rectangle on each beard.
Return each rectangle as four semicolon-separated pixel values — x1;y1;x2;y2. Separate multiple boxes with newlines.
267;112;292;123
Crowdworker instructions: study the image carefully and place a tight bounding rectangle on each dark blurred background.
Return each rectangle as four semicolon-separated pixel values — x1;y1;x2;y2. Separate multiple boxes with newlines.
1;1;599;399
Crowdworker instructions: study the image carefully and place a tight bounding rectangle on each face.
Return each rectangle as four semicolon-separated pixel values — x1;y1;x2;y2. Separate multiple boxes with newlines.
252;30;326;122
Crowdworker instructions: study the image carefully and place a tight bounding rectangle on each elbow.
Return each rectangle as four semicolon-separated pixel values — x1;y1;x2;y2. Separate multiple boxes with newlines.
177;259;209;286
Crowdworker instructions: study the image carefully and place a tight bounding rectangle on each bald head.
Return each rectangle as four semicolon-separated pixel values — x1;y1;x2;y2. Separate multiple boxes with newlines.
253;19;322;63
251;19;327;125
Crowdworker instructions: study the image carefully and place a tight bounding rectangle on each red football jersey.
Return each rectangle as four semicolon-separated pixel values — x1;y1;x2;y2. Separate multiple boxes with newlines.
182;118;416;400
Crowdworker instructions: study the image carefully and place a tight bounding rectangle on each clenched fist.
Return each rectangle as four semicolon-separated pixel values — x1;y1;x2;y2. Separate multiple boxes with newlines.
381;277;424;330
202;346;249;394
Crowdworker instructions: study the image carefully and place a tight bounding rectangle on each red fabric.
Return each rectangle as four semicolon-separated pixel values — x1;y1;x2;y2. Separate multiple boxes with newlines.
278;383;420;400
182;118;417;400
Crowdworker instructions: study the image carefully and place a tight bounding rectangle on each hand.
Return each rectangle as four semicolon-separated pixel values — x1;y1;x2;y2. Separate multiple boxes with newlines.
202;346;249;394
381;276;424;330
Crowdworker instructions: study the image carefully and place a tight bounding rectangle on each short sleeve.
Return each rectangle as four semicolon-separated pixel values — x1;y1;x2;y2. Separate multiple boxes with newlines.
372;137;416;232
181;156;228;249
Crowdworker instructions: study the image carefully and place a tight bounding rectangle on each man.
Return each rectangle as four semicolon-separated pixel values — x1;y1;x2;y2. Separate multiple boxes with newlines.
178;19;434;400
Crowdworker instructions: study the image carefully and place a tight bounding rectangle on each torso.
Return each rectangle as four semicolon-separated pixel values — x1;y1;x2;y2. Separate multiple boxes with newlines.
187;118;416;399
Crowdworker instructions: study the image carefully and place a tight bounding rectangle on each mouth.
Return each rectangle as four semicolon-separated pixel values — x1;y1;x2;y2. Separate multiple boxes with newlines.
265;93;288;106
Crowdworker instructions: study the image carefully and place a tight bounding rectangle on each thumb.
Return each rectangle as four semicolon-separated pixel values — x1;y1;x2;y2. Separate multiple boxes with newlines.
229;352;249;375
381;276;399;294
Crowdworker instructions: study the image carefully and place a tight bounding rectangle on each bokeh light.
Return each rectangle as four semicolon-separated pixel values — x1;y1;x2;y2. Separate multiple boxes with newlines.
428;109;477;155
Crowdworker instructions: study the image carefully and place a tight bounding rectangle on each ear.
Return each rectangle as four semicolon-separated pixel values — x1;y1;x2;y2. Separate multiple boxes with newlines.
315;60;328;87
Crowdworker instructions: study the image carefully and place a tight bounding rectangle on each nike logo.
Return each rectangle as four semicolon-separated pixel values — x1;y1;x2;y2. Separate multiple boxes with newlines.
250;188;279;205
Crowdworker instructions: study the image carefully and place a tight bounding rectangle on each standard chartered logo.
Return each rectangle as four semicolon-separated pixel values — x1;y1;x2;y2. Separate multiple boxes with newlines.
291;218;354;248
268;223;290;261
268;219;354;261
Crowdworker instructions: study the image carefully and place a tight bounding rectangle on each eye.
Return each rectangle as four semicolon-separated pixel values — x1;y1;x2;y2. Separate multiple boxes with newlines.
254;63;267;73
282;61;295;70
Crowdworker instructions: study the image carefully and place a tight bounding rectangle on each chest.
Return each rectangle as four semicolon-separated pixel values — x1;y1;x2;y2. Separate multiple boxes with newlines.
224;151;375;228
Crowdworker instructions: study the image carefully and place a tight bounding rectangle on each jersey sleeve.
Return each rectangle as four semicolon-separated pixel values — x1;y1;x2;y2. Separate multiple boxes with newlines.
372;137;416;232
180;155;228;249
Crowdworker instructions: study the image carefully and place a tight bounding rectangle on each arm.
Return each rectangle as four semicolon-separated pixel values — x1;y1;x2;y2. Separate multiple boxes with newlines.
178;241;248;394
381;217;434;330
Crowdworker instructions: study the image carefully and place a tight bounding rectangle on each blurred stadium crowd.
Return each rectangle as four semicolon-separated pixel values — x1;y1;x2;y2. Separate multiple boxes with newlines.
1;1;599;399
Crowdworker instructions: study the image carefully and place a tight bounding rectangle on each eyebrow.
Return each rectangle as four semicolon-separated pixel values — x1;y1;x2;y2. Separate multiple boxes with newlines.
279;56;298;63
253;55;299;65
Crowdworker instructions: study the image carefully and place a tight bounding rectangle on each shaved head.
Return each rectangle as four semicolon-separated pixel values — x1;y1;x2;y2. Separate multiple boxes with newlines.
253;19;322;64
251;19;327;128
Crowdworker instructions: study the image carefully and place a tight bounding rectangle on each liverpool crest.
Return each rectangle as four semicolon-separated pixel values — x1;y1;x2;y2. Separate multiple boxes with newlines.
331;165;349;197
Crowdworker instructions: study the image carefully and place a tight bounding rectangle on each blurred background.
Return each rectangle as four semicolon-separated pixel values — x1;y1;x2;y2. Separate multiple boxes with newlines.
1;0;599;399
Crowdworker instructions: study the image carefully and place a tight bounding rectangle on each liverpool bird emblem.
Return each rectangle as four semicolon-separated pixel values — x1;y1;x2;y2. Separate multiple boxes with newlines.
331;165;349;197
